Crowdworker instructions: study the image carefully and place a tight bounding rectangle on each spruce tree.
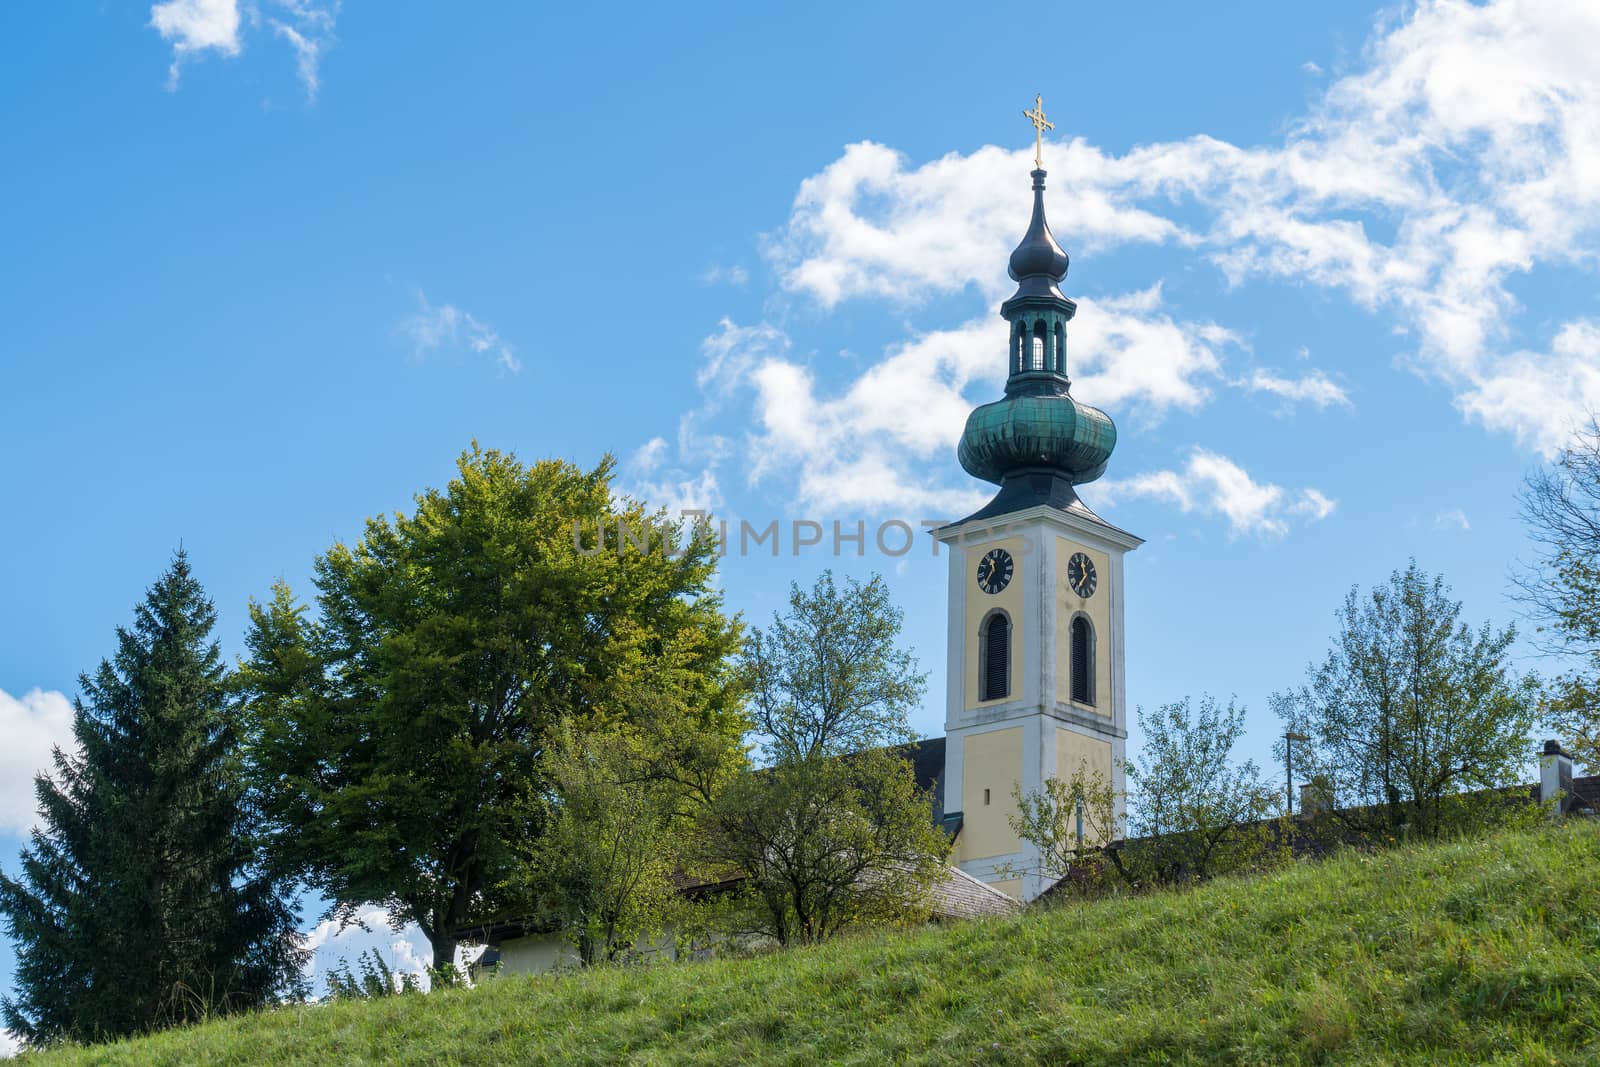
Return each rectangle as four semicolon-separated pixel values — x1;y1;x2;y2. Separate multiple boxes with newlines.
0;551;306;1046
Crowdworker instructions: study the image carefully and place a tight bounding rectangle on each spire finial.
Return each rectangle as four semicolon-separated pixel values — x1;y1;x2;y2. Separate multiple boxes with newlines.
1023;93;1054;170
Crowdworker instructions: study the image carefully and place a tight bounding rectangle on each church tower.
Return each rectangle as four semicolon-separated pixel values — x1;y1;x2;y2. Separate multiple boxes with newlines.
938;102;1141;901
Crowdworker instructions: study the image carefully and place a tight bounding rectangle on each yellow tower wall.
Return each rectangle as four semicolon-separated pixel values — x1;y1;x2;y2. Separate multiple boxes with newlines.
957;725;1024;861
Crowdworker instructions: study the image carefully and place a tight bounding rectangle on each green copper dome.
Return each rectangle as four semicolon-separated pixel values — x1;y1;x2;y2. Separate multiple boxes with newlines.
958;390;1116;486
955;165;1118;514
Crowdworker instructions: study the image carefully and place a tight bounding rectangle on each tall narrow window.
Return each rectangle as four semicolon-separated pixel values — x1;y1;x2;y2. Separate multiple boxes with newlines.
980;611;1010;701
1054;322;1066;373
1032;321;1047;369
1070;616;1093;705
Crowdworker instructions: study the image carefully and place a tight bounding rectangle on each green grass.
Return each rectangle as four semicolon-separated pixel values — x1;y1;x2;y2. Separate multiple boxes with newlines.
25;822;1600;1065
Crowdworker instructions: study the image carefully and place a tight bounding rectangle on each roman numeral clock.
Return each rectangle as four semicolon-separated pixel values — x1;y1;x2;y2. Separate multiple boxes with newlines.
934;97;1143;903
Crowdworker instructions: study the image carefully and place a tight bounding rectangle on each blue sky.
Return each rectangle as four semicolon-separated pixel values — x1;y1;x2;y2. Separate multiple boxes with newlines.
4;0;1599;1025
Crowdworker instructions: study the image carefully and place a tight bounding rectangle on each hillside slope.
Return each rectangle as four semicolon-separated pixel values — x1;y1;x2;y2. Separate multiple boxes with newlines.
25;822;1600;1066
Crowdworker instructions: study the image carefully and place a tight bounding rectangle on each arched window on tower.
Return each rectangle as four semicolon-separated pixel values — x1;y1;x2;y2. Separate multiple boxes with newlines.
1032;321;1047;370
1070;615;1094;705
1013;321;1025;373
1054;322;1066;373
980;611;1011;701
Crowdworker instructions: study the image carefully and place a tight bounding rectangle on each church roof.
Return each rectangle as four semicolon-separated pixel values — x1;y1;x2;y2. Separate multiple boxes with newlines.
1560;774;1600;816
928;863;1021;919
898;735;946;794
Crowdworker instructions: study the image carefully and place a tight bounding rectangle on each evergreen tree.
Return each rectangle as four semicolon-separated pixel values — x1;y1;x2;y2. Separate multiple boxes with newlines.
0;551;307;1046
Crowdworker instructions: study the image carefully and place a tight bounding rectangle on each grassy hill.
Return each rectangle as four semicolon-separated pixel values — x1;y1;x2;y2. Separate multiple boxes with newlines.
24;822;1600;1066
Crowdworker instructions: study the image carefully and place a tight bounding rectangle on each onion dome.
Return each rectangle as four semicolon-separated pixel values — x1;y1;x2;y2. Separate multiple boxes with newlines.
958;391;1117;486
1006;169;1070;302
955;165;1117;520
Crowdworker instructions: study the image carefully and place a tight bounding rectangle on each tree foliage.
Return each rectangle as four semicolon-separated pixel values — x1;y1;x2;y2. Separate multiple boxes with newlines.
0;552;306;1046
1520;418;1600;771
517;725;680;965
745;572;924;760
1009;698;1277;893
235;446;746;969
1007;763;1122;887
324;949;423;1000
1127;697;1280;884
697;570;946;946
1274;562;1538;840
699;748;948;946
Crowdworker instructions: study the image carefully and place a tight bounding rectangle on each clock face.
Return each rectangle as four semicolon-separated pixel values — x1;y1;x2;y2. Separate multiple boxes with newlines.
975;548;1014;594
1067;552;1097;598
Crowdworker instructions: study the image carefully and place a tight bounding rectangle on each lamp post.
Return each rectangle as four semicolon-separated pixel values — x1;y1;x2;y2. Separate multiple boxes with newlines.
1284;731;1310;815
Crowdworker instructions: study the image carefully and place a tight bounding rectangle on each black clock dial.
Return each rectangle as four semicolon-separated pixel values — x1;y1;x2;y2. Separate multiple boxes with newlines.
975;548;1014;594
1067;552;1097;598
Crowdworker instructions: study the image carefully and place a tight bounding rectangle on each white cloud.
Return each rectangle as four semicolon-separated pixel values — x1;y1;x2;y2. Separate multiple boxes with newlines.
761;0;1600;454
1103;449;1336;538
1302;60;1325;76
266;2;339;101
701;264;749;287
694;316;996;515
150;0;241;86
630;436;669;475
149;0;337;98
621;437;723;519
771;140;1186;309
1454;319;1600;453
1291;488;1338;522
1434;508;1471;531
0;688;75;837
661;288;1233;518
1244;368;1352;409
403;293;521;374
1070;288;1234;415
1;1027;19;1058
302;908;483;997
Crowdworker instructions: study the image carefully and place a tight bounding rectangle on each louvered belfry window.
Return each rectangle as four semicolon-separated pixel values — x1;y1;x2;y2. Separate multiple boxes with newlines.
981;613;1010;701
1071;616;1093;705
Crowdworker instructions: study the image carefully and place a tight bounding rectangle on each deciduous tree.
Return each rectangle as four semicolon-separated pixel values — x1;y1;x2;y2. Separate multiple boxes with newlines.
1274;562;1538;840
236;446;745;970
1128;697;1279;883
517;725;680;965
697;571;946;946
1007;763;1122;887
700;747;948;946
745;572;923;760
1520;418;1600;771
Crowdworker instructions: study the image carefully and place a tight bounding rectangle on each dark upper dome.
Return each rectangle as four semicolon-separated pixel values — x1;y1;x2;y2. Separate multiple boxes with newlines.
1006;169;1069;299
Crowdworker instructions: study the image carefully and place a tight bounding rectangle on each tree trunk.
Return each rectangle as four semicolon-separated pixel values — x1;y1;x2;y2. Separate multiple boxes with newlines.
430;932;458;974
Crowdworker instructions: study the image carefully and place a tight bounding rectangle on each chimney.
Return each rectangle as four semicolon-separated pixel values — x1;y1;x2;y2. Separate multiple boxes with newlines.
1540;740;1574;816
1298;775;1332;817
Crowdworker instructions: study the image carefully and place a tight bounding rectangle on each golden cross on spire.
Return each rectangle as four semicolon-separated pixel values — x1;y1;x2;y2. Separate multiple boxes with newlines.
1023;93;1054;170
